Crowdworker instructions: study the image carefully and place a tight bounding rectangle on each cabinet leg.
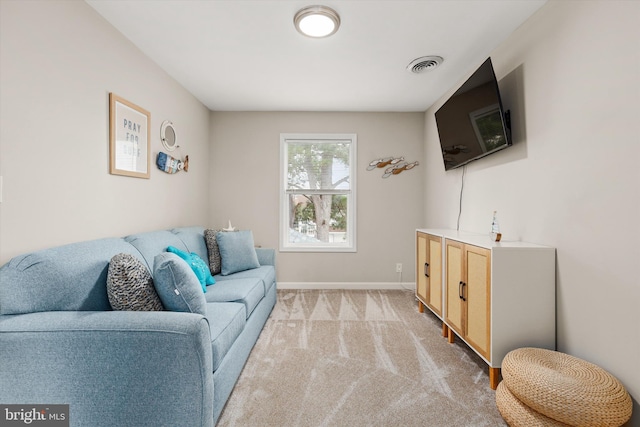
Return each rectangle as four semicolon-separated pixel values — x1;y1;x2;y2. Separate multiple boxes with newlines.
447;327;455;344
489;367;501;390
418;300;424;313
442;323;448;338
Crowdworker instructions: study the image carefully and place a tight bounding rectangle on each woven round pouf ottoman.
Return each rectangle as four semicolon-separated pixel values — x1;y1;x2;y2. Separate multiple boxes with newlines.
496;381;571;427
498;347;632;427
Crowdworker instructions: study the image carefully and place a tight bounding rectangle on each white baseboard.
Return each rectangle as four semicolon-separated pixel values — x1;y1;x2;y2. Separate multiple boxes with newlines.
278;282;415;291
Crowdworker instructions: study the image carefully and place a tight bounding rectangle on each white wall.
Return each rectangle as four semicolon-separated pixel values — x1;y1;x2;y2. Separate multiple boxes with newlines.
210;112;424;286
424;0;640;417
0;0;211;264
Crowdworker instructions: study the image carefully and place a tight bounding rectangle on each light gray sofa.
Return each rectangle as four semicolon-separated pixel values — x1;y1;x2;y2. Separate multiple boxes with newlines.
0;226;276;426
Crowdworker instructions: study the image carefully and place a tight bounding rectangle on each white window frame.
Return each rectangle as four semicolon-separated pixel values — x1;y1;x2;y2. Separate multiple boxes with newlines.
280;133;357;252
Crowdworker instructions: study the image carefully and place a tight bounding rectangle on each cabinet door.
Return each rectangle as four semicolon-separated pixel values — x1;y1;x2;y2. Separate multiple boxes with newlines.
416;233;428;305
416;233;443;317
464;245;491;361
427;235;442;315
445;240;464;335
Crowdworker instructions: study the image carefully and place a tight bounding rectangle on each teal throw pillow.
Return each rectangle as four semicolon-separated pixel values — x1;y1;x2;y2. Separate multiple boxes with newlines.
153;252;207;316
216;230;260;276
166;246;215;292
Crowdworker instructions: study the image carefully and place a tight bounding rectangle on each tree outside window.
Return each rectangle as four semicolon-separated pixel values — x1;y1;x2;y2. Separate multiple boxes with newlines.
280;134;357;252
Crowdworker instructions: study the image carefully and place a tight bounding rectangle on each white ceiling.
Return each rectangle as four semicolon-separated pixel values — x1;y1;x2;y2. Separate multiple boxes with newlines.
86;0;546;112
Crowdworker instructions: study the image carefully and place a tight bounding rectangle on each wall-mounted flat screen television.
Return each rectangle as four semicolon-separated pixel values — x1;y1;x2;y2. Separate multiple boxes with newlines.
435;57;512;171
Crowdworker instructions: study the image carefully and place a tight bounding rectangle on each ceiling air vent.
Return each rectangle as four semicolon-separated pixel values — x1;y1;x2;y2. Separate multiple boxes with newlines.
406;56;443;74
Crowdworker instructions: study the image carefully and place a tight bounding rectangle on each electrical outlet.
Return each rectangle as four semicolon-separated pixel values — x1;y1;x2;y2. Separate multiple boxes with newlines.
395;263;402;273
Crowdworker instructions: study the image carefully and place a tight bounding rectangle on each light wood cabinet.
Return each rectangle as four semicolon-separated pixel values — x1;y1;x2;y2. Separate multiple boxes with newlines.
416;232;443;318
445;240;491;361
416;229;556;389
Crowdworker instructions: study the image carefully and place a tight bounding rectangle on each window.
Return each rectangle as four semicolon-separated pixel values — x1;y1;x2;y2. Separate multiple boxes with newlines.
280;133;357;252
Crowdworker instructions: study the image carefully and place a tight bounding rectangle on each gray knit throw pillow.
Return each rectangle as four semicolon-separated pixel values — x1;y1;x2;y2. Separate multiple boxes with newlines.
107;253;163;311
204;229;222;275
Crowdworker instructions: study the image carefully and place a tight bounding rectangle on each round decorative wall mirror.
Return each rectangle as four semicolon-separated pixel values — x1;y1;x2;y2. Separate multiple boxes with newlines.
160;120;178;151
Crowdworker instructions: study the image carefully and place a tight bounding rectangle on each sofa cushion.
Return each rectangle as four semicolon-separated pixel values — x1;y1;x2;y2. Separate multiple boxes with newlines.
153;253;207;316
170;226;209;263
124;230;189;271
215;265;276;295
0;238;139;315
204;278;264;318
206;302;246;371
216;230;260;275
107;253;164;311
166;246;215;292
204;229;222;275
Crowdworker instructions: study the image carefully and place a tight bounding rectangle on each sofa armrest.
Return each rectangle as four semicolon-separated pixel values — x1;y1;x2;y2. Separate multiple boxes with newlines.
0;311;213;427
255;247;275;267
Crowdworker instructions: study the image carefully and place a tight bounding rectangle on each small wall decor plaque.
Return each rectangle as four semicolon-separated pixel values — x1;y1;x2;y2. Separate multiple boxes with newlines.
109;93;151;178
156;152;189;174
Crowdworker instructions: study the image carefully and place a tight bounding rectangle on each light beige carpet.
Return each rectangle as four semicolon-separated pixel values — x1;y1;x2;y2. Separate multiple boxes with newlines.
217;289;507;427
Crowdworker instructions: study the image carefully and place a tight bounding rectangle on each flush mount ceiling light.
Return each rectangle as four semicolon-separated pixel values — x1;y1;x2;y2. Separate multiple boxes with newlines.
407;56;444;74
294;5;340;38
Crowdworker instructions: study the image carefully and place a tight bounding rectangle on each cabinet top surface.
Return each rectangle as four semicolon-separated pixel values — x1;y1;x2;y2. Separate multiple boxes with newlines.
416;229;553;249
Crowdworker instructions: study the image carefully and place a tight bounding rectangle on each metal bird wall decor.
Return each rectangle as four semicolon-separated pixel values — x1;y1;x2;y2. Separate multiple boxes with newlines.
367;156;419;178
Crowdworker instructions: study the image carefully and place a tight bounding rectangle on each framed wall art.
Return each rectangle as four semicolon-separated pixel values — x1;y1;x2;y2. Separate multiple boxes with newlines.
109;93;151;178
